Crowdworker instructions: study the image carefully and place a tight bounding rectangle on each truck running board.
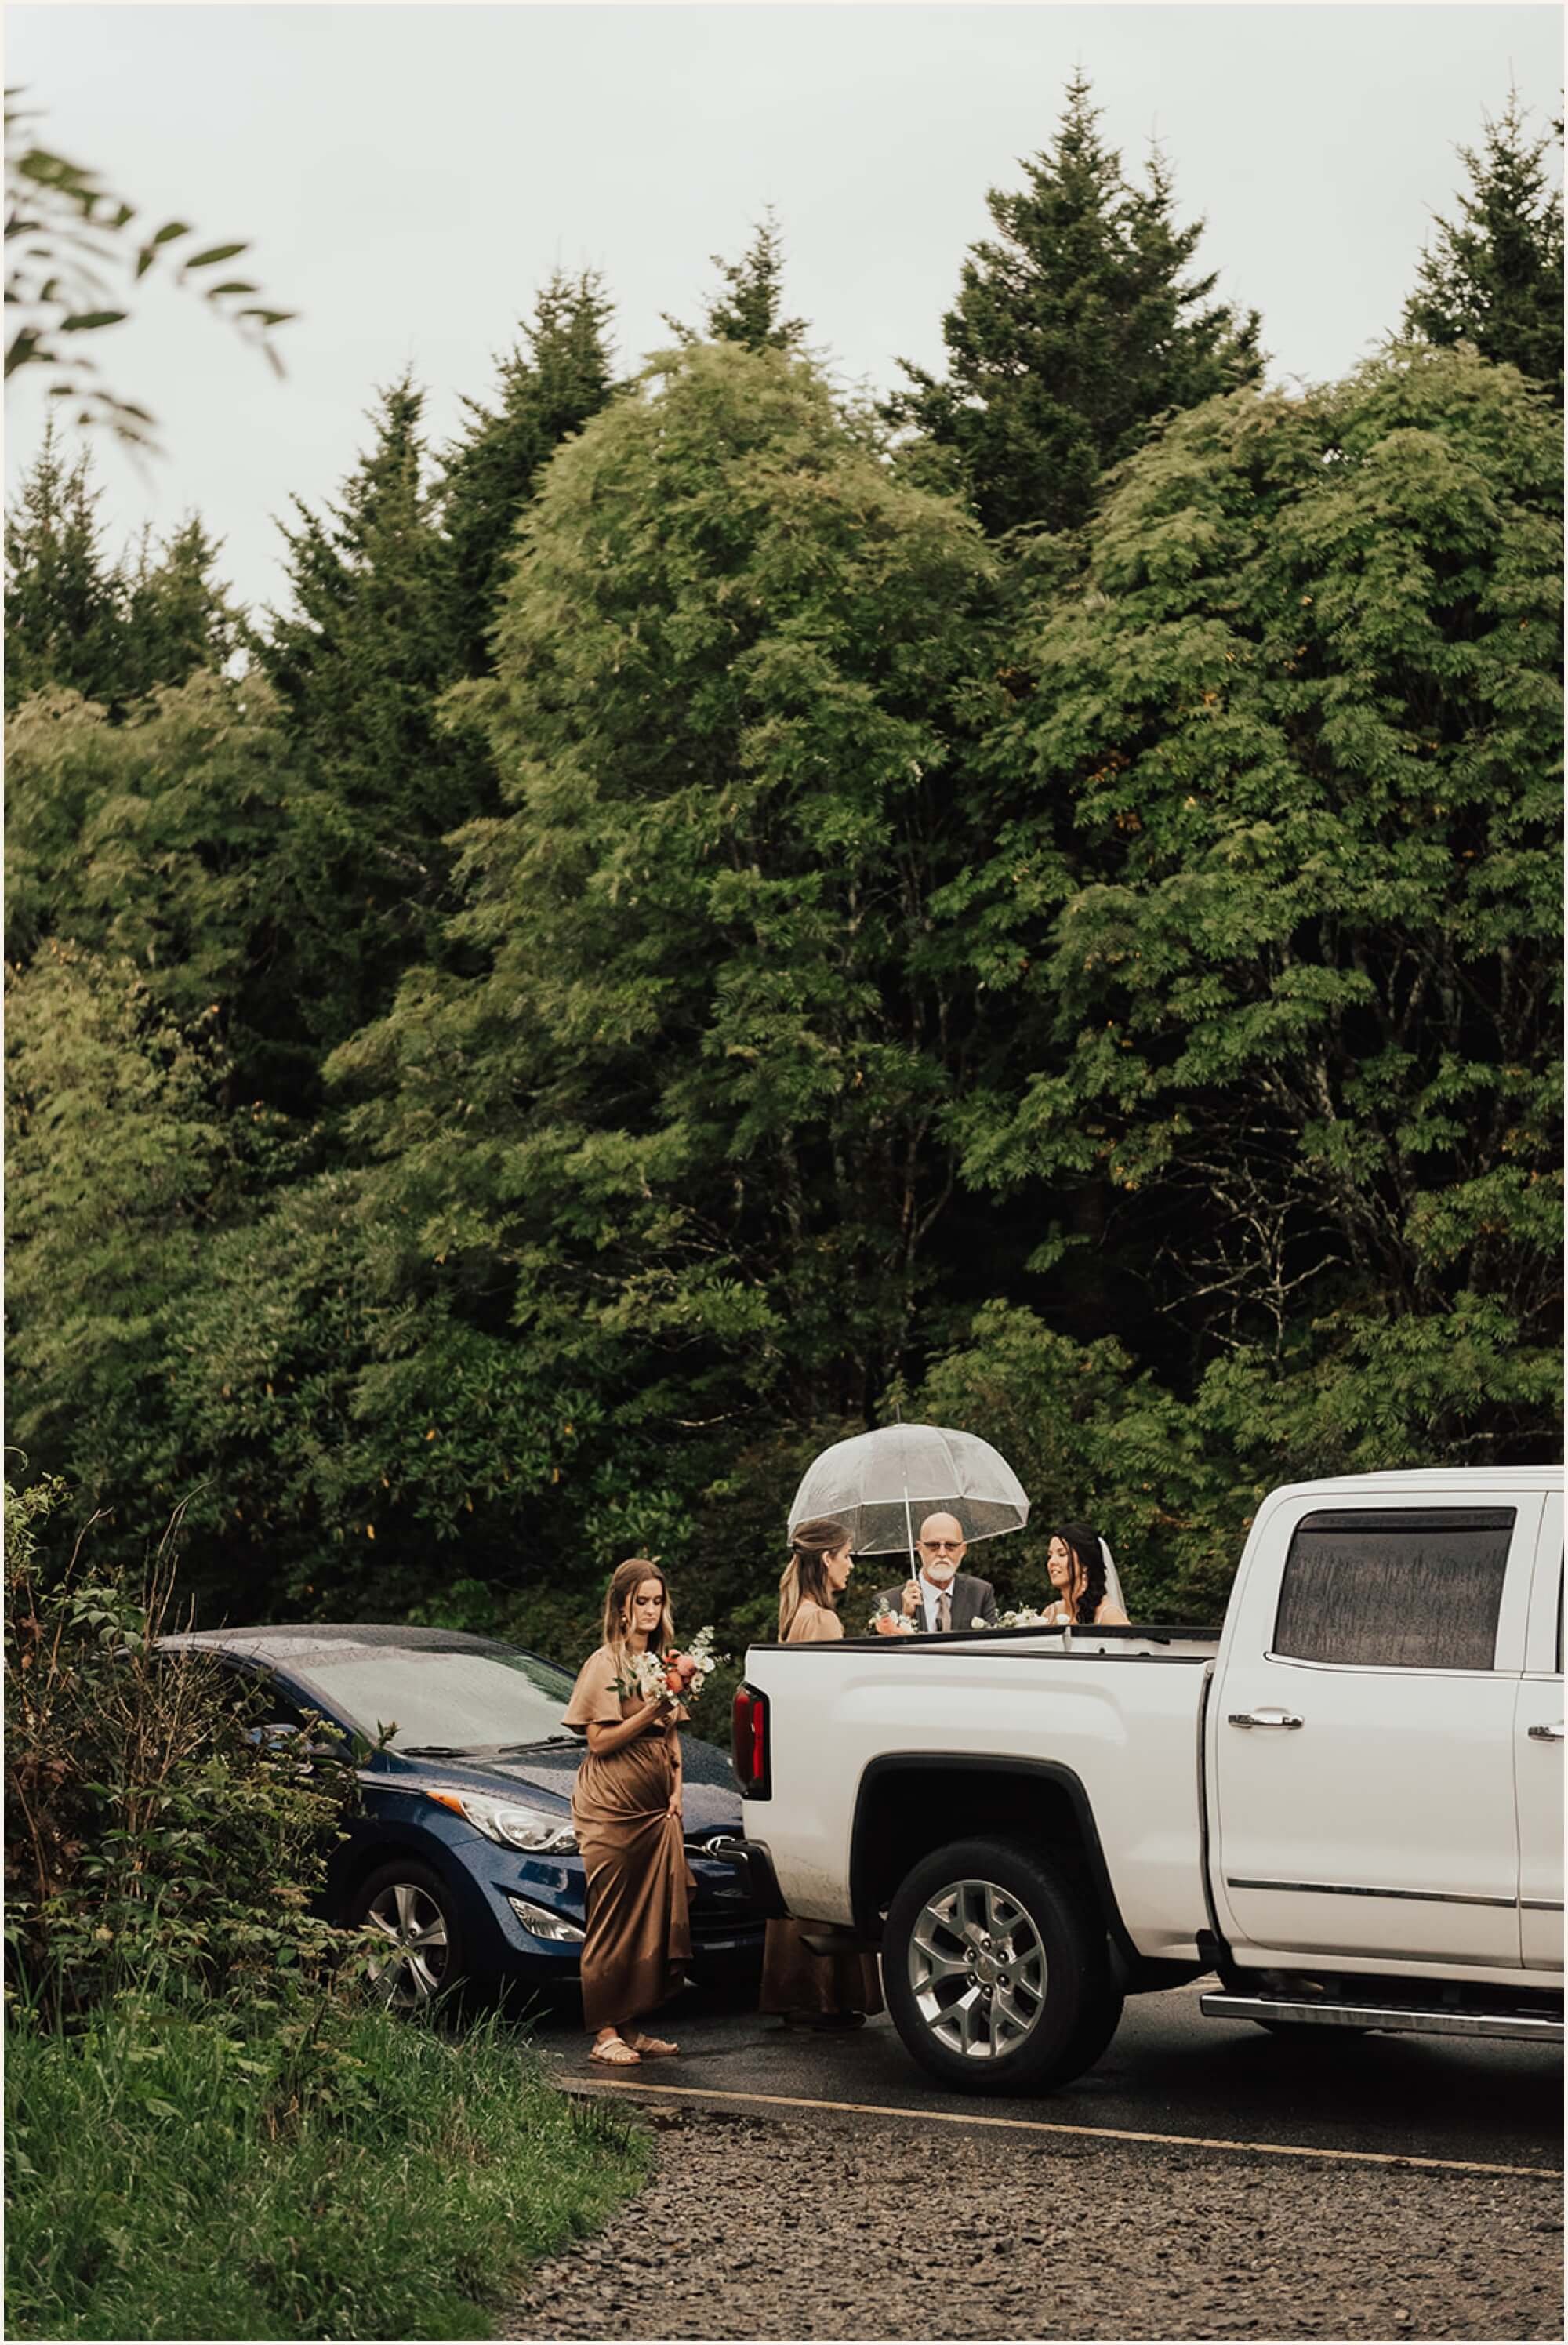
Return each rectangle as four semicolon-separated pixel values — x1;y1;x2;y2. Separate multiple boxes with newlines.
1199;1991;1563;2044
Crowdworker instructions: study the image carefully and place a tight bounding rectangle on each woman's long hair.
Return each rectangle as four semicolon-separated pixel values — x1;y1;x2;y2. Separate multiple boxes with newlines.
778;1517;851;1639
602;1557;675;1679
1051;1523;1107;1624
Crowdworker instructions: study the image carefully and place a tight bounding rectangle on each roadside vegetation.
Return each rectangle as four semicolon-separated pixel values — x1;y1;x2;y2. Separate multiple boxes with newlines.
7;78;1559;1653
2;1478;647;2341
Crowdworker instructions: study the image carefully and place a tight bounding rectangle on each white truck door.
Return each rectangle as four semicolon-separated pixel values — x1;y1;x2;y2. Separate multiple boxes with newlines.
1213;1497;1538;1969
1516;1492;1563;1970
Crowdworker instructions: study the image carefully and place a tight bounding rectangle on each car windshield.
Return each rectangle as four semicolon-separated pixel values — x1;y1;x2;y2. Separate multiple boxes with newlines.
281;1643;576;1753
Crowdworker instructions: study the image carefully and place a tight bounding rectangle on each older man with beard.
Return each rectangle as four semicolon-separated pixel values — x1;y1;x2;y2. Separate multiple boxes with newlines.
876;1511;998;1633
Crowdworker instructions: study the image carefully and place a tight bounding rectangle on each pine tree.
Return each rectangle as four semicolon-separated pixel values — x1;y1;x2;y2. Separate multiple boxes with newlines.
119;517;245;700
1404;90;1563;402
664;207;808;353
4;423;125;709
260;375;481;1048
439;270;615;679
890;72;1261;538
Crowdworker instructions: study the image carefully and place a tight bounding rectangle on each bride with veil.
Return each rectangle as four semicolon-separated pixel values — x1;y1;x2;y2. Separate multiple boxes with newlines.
1040;1523;1131;1627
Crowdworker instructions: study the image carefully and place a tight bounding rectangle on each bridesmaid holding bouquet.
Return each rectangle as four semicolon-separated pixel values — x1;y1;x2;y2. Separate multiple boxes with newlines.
563;1557;695;2066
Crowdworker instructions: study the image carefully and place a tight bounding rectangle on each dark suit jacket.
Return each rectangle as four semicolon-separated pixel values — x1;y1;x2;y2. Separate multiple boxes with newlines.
874;1571;997;1633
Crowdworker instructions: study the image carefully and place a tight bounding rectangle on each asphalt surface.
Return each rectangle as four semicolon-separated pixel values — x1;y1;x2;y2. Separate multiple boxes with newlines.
501;1984;1563;2341
543;1980;1563;2173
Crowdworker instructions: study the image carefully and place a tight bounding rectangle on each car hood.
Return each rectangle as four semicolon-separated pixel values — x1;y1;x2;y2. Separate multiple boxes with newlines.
370;1725;743;1835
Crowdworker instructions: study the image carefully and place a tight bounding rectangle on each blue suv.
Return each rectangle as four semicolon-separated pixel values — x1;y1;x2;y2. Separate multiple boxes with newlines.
159;1623;768;2006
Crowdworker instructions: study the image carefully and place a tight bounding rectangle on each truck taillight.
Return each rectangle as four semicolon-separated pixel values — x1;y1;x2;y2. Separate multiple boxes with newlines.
731;1683;770;1798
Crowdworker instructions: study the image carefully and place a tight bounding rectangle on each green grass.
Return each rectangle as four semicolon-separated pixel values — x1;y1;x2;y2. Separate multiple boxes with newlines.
5;1995;648;2340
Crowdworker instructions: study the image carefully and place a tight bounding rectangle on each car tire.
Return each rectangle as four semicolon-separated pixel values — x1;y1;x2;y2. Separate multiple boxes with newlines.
348;1857;466;2011
882;1836;1123;2096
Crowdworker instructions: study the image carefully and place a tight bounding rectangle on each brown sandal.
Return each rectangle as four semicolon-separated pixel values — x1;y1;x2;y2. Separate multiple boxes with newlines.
625;2031;678;2056
589;2035;641;2065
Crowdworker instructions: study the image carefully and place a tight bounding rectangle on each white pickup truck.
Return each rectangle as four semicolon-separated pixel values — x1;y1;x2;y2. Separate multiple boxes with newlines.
731;1468;1563;2093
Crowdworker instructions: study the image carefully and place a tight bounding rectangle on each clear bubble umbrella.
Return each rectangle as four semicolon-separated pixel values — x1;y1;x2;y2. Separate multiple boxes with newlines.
786;1422;1030;1570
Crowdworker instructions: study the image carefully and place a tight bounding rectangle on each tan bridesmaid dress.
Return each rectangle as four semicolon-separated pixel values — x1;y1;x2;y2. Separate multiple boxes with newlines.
562;1645;695;2034
757;1598;884;2023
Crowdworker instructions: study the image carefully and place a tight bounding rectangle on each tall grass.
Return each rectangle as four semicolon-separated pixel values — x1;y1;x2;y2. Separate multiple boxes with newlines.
6;1995;648;2341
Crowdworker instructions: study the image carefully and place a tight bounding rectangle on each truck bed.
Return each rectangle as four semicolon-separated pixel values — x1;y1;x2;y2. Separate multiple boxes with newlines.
743;1623;1221;1958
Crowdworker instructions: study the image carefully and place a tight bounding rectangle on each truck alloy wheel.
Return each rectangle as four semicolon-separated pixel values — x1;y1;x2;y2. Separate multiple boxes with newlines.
883;1835;1123;2094
351;1859;461;2009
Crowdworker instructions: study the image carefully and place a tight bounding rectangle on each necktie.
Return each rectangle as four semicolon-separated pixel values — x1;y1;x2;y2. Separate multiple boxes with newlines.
938;1588;951;1632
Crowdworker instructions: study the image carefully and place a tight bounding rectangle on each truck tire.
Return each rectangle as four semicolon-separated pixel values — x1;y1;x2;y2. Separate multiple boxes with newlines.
882;1836;1123;2095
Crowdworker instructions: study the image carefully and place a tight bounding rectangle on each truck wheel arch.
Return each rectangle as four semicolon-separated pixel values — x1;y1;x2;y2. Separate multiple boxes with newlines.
849;1752;1145;1979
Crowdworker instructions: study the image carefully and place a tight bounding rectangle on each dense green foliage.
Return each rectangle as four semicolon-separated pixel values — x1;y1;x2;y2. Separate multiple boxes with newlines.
4;1478;647;2340
4;426;240;710
1404;91;1563;403
890;73;1262;538
5;81;1561;1657
4;1473;349;2016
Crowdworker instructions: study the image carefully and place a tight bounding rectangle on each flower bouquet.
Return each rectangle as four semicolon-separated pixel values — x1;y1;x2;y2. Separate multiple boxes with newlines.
614;1624;722;1704
993;1606;1054;1629
869;1599;916;1637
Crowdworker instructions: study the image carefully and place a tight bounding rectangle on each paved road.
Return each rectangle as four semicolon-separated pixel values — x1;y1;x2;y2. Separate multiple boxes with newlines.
542;1980;1562;2174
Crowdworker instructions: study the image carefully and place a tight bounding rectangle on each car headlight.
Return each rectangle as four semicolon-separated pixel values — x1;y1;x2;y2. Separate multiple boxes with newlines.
507;1896;585;1943
424;1788;576;1852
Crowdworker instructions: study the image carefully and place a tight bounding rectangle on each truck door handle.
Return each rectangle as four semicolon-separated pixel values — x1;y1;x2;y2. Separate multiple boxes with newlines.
1527;1722;1565;1742
1228;1707;1305;1730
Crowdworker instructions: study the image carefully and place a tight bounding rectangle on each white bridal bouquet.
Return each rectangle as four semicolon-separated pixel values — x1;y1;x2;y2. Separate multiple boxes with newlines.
869;1599;916;1637
613;1623;723;1704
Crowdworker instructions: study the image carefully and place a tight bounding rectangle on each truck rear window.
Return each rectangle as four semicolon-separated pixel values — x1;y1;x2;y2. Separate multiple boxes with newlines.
1272;1508;1515;1672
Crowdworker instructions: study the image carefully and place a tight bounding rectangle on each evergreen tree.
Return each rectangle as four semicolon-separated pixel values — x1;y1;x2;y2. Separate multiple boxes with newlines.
664;207;808;353
119;517;246;699
1404;90;1563;402
439;270;616;679
260;375;482;1050
890;72;1262;538
4;423;124;708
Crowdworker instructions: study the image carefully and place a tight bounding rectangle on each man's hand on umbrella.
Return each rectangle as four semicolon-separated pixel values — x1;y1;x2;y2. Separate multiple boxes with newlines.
901;1580;921;1619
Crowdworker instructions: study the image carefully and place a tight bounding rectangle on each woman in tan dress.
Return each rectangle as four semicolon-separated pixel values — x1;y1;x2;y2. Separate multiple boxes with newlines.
758;1516;884;2031
562;1557;695;2067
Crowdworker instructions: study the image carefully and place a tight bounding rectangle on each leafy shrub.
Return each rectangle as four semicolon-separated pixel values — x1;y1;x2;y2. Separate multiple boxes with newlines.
4;1475;357;2022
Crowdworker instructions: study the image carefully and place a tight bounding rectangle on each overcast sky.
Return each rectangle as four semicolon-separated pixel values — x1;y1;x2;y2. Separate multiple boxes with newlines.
7;2;1562;619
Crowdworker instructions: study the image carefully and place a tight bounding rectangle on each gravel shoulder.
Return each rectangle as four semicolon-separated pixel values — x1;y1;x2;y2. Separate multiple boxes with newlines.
500;2099;1563;2341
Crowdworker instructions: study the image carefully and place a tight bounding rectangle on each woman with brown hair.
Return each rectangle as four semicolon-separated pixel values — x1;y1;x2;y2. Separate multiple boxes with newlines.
562;1557;695;2066
758;1517;884;2030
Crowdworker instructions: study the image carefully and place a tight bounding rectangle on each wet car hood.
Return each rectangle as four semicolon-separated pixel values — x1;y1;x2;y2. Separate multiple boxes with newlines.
369;1726;743;1837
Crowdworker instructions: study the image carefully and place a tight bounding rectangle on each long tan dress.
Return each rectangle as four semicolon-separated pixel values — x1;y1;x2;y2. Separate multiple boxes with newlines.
563;1645;695;2033
757;1599;884;2020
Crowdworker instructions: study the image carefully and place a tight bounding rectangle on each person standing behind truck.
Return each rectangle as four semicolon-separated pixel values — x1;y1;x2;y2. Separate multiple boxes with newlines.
876;1512;1000;1632
758;1518;885;2031
1042;1523;1130;1626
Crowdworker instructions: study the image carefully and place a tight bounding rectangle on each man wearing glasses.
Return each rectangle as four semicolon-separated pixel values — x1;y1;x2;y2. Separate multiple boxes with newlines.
875;1512;999;1633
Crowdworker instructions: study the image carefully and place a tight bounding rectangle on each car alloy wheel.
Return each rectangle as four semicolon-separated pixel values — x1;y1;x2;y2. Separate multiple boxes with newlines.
907;1875;1047;2060
364;1879;451;2007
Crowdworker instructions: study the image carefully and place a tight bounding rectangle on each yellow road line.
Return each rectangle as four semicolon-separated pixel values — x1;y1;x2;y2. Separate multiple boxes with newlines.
562;2076;1560;2180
